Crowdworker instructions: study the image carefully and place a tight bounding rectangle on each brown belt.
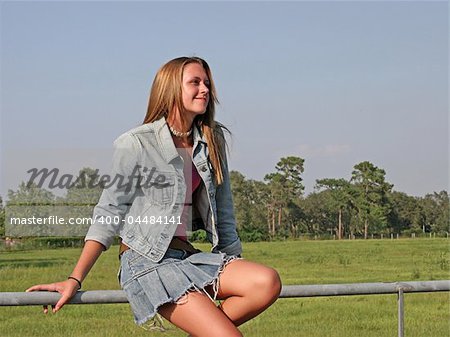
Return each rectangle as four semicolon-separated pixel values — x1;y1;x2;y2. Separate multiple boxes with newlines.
119;237;201;257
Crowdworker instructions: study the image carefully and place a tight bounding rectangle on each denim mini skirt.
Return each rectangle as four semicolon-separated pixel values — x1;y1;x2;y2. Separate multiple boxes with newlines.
119;247;239;329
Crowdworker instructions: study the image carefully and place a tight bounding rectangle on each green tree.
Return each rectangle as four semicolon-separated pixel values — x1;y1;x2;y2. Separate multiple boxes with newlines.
264;157;305;238
301;190;335;236
315;178;353;239
230;171;252;230
274;157;305;197
387;191;421;234
64;167;103;205
421;191;449;234
230;171;269;241
264;172;285;237
6;182;56;237
350;161;393;238
59;167;103;236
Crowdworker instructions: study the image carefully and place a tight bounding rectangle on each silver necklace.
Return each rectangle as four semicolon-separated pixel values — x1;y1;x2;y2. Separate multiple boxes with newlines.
169;125;192;138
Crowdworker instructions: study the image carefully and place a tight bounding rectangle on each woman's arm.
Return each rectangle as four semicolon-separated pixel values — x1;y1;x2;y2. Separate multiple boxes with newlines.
26;240;104;313
212;128;242;256
26;133;141;313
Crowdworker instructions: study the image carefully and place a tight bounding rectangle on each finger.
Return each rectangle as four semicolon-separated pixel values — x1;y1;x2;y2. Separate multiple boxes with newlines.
43;305;48;314
26;284;54;292
26;285;41;292
53;293;71;313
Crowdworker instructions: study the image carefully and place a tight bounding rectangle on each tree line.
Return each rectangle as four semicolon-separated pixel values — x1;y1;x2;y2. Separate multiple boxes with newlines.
230;157;448;241
0;158;448;241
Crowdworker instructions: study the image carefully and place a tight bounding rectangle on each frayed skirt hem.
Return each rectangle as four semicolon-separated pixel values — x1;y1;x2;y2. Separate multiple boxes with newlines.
120;250;241;331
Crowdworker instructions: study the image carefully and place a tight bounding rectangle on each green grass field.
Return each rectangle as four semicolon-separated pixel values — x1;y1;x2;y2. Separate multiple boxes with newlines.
1;239;449;337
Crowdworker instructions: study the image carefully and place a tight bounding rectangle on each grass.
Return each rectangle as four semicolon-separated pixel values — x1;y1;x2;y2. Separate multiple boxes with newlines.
1;238;449;336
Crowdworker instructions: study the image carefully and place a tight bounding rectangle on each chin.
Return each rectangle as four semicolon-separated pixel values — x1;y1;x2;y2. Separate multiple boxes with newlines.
185;109;207;119
193;109;207;116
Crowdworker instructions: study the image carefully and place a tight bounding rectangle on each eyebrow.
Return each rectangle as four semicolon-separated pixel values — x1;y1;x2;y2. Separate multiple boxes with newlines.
188;76;210;82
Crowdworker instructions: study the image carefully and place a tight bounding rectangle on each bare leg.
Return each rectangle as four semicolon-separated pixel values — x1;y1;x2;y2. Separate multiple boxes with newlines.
208;259;282;326
158;291;243;337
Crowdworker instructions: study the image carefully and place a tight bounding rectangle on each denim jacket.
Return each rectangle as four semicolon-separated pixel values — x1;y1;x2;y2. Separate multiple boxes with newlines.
85;117;242;262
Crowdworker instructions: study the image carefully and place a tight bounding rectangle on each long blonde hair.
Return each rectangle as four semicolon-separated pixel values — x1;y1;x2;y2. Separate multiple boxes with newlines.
143;56;228;185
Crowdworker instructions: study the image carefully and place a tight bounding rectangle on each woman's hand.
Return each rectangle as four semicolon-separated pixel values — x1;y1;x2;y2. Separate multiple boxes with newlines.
26;279;80;314
24;240;105;314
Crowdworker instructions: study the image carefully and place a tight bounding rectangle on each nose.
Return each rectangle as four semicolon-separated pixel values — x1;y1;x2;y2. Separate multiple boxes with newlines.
200;82;209;95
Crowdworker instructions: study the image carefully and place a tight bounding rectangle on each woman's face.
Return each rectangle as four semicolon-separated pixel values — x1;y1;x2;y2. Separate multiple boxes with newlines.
181;63;210;117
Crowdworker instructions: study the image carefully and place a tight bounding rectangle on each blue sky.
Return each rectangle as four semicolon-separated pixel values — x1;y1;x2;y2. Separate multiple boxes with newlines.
1;1;448;198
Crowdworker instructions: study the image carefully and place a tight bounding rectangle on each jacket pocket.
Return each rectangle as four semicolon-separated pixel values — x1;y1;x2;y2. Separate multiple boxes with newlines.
140;170;175;206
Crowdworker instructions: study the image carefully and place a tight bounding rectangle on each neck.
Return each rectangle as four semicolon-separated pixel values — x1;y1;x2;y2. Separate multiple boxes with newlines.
166;111;195;135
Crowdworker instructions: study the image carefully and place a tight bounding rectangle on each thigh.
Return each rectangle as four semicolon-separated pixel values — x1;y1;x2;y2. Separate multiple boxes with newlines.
158;290;242;337
213;259;281;299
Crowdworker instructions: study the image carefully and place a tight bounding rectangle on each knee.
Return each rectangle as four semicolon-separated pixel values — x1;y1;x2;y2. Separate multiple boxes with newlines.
253;267;282;301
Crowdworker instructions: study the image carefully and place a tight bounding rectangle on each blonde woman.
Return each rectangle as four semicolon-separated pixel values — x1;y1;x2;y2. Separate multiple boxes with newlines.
27;57;281;337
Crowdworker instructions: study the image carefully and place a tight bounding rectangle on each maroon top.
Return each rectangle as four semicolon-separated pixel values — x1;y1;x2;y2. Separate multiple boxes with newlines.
174;161;202;241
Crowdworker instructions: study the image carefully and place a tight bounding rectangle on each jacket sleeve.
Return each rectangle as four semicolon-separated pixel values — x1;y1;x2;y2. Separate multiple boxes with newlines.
84;132;140;250
212;133;243;257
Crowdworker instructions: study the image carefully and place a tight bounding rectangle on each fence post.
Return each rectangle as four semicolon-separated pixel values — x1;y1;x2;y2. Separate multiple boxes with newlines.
398;288;404;337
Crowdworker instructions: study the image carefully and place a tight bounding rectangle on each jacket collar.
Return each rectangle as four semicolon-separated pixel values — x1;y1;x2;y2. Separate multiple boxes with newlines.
154;117;206;164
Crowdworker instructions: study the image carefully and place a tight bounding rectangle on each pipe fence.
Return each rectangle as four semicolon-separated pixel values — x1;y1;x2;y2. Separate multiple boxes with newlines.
1;280;449;337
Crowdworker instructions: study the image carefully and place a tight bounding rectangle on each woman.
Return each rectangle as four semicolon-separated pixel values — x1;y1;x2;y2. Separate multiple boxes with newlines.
27;57;282;337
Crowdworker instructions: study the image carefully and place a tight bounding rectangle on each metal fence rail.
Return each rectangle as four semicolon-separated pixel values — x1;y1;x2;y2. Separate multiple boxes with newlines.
1;280;449;337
